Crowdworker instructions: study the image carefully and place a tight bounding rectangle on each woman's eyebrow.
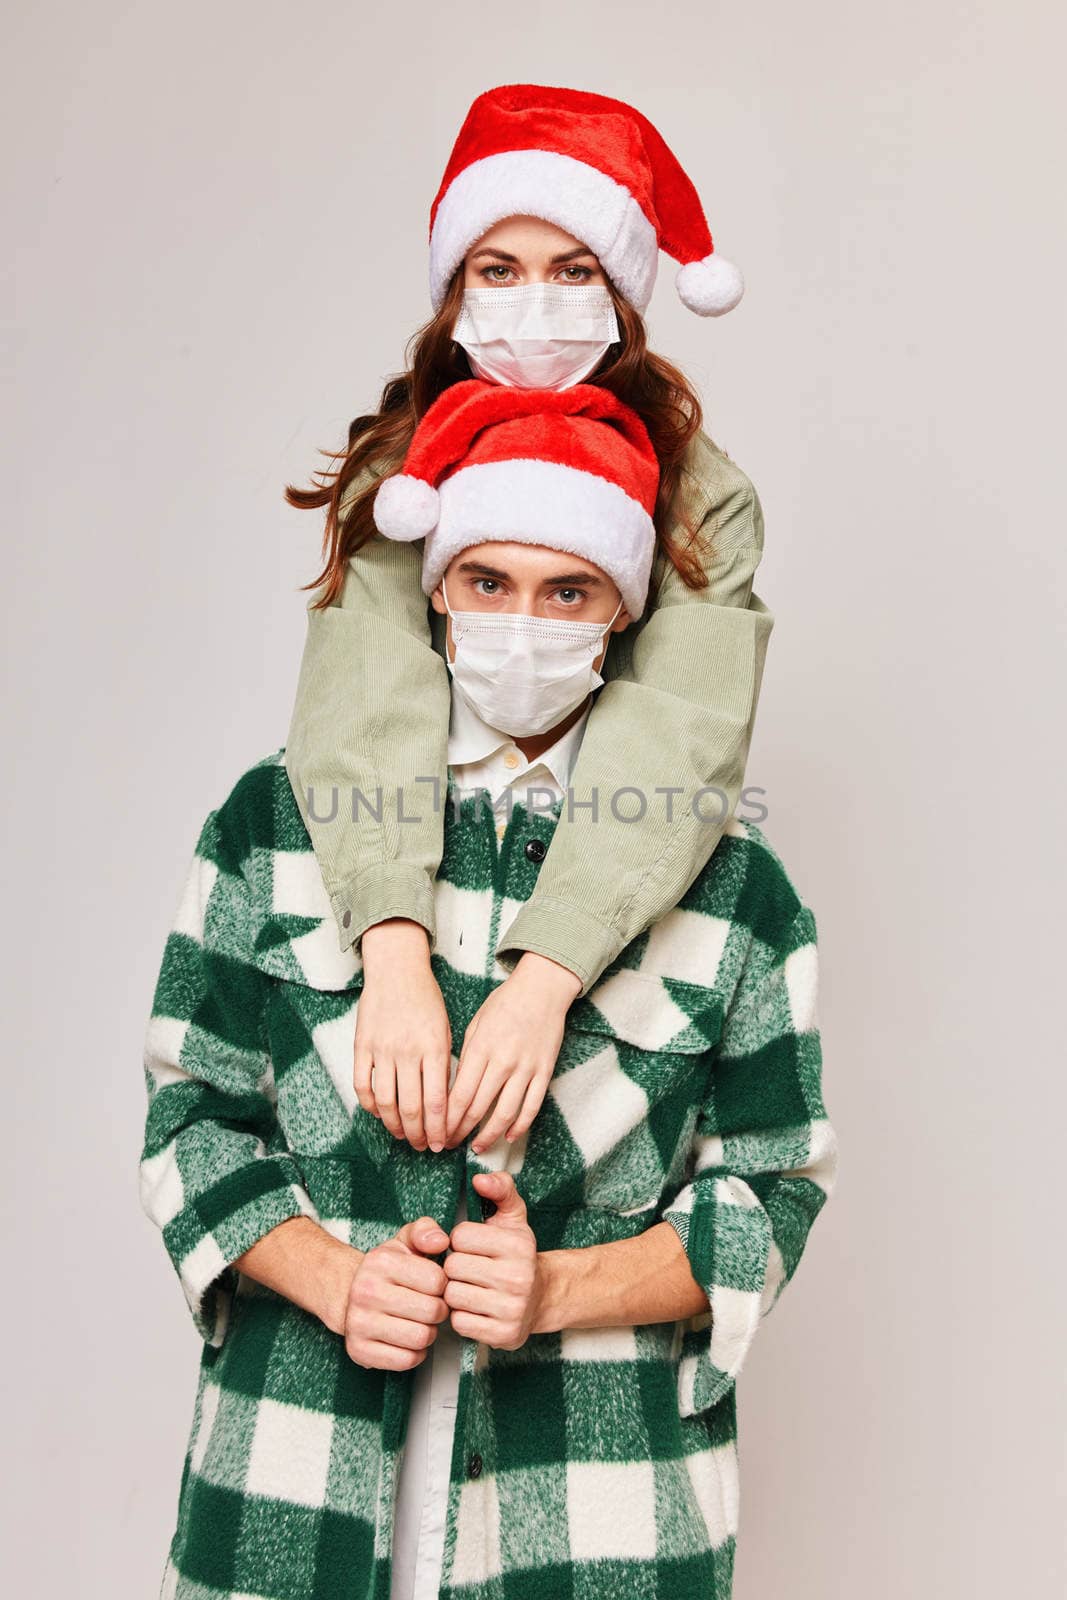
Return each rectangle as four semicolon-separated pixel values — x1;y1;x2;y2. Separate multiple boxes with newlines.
468;246;598;265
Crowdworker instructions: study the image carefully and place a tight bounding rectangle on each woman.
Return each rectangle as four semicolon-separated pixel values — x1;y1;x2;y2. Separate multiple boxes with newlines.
282;83;775;1164
140;383;836;1600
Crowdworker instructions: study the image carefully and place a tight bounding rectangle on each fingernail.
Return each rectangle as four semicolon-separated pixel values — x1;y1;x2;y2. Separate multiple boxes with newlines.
430;1142;443;1152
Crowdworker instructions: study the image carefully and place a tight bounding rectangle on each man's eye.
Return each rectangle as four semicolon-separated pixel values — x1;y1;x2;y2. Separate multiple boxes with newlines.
557;588;583;604
474;579;499;595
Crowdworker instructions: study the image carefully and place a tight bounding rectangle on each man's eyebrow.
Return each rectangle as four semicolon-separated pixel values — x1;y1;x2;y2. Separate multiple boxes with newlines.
547;566;604;585
468;246;599;265
451;563;601;588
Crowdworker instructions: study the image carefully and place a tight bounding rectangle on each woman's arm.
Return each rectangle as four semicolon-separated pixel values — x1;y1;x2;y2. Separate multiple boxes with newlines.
284;482;459;1149
497;441;775;994
284;509;451;955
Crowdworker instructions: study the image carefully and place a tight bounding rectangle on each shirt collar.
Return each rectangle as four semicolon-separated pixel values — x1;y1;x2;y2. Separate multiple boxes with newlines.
447;682;590;793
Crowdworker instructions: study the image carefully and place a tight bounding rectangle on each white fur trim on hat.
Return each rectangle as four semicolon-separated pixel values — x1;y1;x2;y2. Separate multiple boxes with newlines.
429;150;659;312
675;253;745;316
422;456;656;618
373;474;441;541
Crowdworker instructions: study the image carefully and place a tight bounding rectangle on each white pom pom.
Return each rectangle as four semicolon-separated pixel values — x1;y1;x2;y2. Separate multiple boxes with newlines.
675;254;745;317
372;474;440;540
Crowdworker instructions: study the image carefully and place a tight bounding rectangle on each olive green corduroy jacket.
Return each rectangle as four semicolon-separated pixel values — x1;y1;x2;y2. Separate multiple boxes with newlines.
284;429;774;994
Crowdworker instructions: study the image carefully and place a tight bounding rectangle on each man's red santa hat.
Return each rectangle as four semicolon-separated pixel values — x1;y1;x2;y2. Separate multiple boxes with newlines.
428;83;744;318
372;380;660;618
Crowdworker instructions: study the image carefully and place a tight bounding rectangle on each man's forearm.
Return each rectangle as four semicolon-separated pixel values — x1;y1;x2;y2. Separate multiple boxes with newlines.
233;1217;364;1336
530;1220;710;1335
232;1214;708;1343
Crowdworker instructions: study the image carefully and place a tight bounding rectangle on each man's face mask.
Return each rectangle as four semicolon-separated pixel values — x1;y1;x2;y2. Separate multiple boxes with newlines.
441;578;623;737
451;281;620;390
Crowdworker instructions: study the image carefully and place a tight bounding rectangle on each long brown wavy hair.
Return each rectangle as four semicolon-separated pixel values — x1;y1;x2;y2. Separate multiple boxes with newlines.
286;268;709;609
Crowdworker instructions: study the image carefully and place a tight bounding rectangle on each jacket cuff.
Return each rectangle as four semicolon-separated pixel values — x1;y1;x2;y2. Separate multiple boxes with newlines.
163;1154;319;1347
662;1173;776;1416
495;896;626;996
329;863;438;954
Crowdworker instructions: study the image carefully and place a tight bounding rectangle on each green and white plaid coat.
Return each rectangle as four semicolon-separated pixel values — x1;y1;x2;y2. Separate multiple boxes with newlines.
140;748;837;1600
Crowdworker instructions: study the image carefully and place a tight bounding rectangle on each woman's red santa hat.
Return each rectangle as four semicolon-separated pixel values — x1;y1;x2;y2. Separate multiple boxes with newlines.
373;380;660;618
428;83;744;318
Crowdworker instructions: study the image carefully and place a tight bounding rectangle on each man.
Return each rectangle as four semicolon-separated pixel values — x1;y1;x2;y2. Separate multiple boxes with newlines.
140;383;837;1600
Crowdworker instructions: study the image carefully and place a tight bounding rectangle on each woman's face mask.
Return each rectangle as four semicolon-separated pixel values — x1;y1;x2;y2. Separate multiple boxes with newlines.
441;578;624;738
451;281;620;390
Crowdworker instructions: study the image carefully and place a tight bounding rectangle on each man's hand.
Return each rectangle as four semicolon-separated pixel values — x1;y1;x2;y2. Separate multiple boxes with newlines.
443;1171;543;1349
340;1215;451;1371
354;919;452;1151
445;953;581;1152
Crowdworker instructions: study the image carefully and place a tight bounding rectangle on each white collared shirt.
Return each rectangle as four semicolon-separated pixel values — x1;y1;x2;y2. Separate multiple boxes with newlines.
389;686;591;1600
447;683;591;842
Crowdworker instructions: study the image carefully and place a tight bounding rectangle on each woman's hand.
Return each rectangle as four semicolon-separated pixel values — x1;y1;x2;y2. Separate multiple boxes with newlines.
445;952;582;1152
340;1215;451;1370
354;920;452;1151
443;1172;544;1349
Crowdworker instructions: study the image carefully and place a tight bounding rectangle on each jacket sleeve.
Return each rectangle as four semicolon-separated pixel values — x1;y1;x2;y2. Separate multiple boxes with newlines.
496;460;775;994
283;511;451;956
662;901;838;1417
139;808;320;1347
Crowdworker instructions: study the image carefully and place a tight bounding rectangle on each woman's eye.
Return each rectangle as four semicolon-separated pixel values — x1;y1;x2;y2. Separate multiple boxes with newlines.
480;263;595;284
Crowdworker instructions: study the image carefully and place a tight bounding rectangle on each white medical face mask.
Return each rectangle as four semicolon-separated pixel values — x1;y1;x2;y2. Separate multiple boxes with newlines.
441;579;624;737
451;282;620;390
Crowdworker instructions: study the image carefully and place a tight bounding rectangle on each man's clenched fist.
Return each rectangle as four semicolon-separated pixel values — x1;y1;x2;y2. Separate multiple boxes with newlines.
442;1171;544;1350
342;1215;450;1371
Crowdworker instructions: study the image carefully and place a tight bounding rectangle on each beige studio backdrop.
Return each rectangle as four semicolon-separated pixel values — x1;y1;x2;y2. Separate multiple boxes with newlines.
4;1;1064;1594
